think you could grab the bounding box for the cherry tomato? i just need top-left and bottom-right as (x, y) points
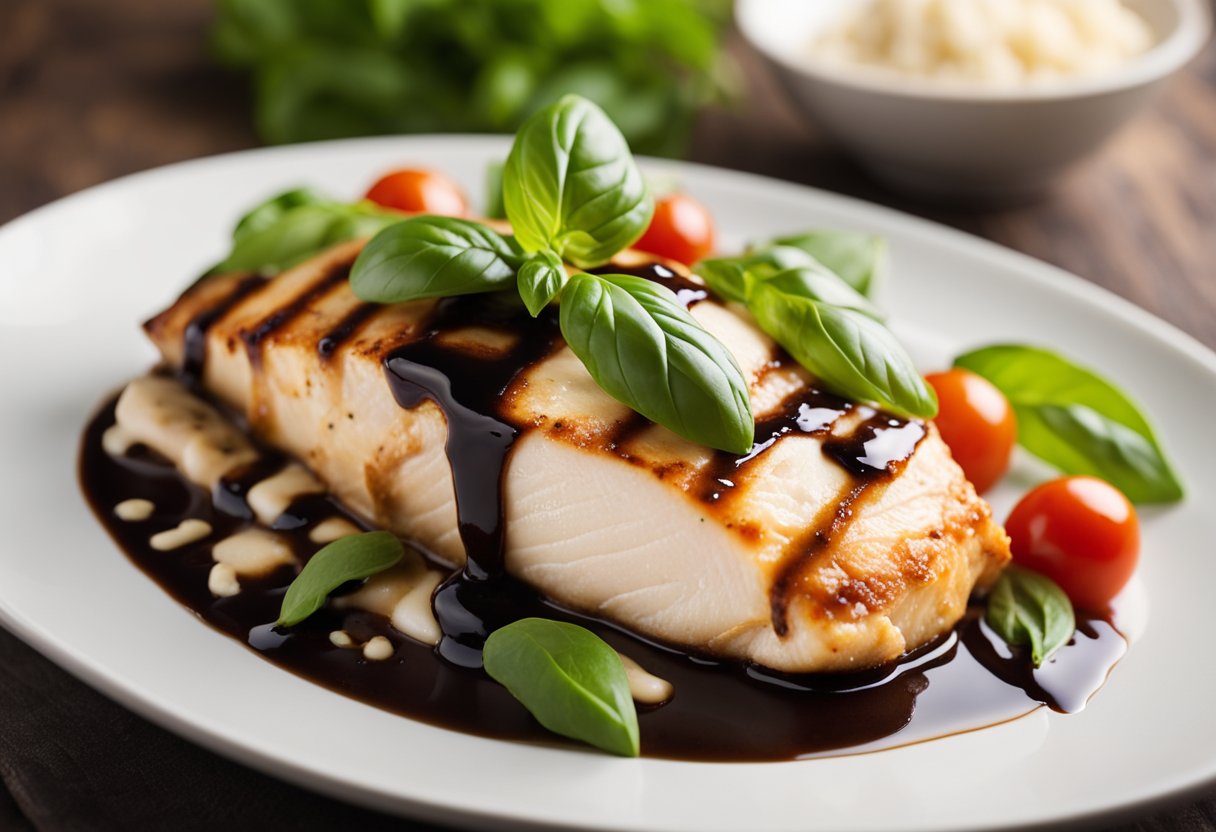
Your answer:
(364, 168), (467, 216)
(924, 369), (1017, 494)
(633, 193), (716, 265)
(1005, 476), (1140, 612)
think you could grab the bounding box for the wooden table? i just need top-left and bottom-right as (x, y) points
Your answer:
(0, 1), (1213, 829)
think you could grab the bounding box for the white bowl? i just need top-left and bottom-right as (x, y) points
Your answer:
(737, 0), (1212, 201)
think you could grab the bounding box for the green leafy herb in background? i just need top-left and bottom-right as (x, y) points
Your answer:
(210, 0), (735, 157)
(278, 531), (404, 627)
(483, 618), (640, 757)
(955, 345), (1184, 504)
(985, 566), (1075, 667)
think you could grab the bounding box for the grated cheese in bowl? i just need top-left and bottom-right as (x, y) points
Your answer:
(810, 0), (1155, 86)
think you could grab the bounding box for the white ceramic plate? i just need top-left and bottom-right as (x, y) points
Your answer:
(1, 137), (1213, 832)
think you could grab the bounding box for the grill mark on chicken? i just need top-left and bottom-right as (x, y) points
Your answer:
(693, 387), (853, 507)
(239, 260), (352, 369)
(769, 481), (875, 635)
(176, 274), (270, 386)
(318, 302), (379, 359)
(606, 414), (652, 451)
(768, 414), (926, 635)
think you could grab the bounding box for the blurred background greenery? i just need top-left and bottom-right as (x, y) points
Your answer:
(211, 0), (736, 157)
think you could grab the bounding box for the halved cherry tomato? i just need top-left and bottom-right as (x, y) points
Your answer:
(633, 193), (715, 265)
(1005, 476), (1140, 613)
(364, 168), (467, 216)
(924, 368), (1017, 494)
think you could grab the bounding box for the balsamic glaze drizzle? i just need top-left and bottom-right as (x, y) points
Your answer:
(588, 262), (709, 308)
(382, 297), (562, 667)
(78, 397), (1126, 760)
(212, 455), (287, 520)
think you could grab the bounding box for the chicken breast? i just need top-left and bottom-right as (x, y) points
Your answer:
(144, 239), (1010, 673)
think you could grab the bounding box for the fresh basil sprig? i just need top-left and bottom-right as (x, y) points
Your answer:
(483, 618), (639, 757)
(350, 215), (523, 303)
(214, 188), (404, 276)
(955, 345), (1183, 504)
(503, 94), (653, 268)
(348, 95), (754, 453)
(986, 566), (1075, 667)
(561, 274), (754, 454)
(277, 531), (403, 627)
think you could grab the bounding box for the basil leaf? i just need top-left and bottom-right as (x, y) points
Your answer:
(350, 215), (521, 303)
(517, 250), (566, 317)
(233, 187), (330, 240)
(985, 566), (1075, 667)
(769, 231), (886, 297)
(695, 253), (881, 319)
(763, 265), (883, 320)
(278, 531), (403, 627)
(749, 282), (937, 419)
(484, 159), (507, 220)
(560, 273), (755, 454)
(718, 244), (819, 279)
(693, 258), (753, 304)
(503, 94), (653, 268)
(1027, 405), (1181, 502)
(955, 345), (1183, 503)
(483, 618), (639, 757)
(215, 200), (403, 275)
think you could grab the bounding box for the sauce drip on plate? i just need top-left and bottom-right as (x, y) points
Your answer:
(79, 397), (1125, 760)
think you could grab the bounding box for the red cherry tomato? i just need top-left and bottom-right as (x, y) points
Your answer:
(924, 369), (1017, 494)
(1005, 476), (1140, 612)
(364, 168), (467, 216)
(633, 193), (716, 265)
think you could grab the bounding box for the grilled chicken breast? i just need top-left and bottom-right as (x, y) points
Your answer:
(144, 239), (1010, 673)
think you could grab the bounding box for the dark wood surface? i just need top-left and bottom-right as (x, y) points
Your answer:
(0, 1), (1213, 830)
